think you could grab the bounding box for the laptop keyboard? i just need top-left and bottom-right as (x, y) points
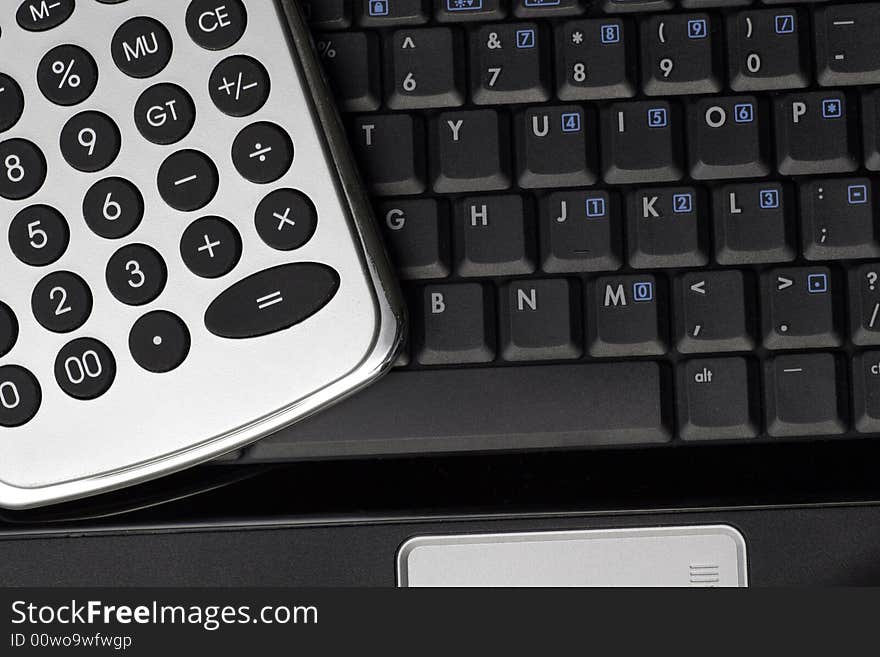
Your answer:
(269, 0), (880, 452)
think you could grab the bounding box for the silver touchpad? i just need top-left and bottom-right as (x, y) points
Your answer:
(397, 525), (748, 587)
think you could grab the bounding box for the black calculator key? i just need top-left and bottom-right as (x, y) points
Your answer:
(129, 311), (191, 373)
(209, 55), (270, 117)
(180, 216), (241, 278)
(186, 0), (247, 50)
(0, 139), (46, 200)
(0, 303), (18, 358)
(134, 84), (196, 145)
(54, 338), (116, 401)
(157, 150), (219, 211)
(0, 74), (25, 133)
(60, 111), (121, 173)
(17, 0), (75, 31)
(9, 205), (69, 266)
(111, 17), (173, 79)
(106, 244), (167, 306)
(255, 189), (318, 251)
(0, 366), (41, 428)
(37, 45), (98, 106)
(205, 263), (341, 339)
(232, 122), (293, 184)
(83, 177), (144, 239)
(32, 271), (93, 333)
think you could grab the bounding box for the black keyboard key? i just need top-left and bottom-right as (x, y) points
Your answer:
(129, 311), (191, 374)
(688, 96), (771, 180)
(765, 353), (846, 437)
(862, 88), (880, 170)
(853, 351), (880, 433)
(588, 274), (666, 357)
(604, 0), (672, 12)
(471, 23), (550, 105)
(0, 302), (17, 358)
(713, 182), (795, 265)
(252, 362), (672, 456)
(317, 32), (381, 112)
(774, 91), (859, 176)
(378, 199), (450, 279)
(359, 0), (428, 26)
(32, 271), (92, 334)
(111, 17), (173, 79)
(431, 110), (511, 193)
(417, 283), (495, 365)
(0, 74), (24, 133)
(302, 0), (352, 29)
(513, 0), (586, 18)
(0, 365), (40, 428)
(54, 338), (116, 401)
(437, 0), (505, 23)
(675, 271), (754, 354)
(538, 190), (622, 273)
(627, 186), (708, 269)
(352, 114), (426, 195)
(0, 139), (46, 200)
(762, 267), (841, 350)
(682, 0), (749, 6)
(9, 205), (69, 267)
(677, 357), (758, 441)
(815, 3), (880, 87)
(454, 195), (535, 277)
(157, 150), (219, 212)
(386, 27), (465, 109)
(83, 177), (144, 240)
(641, 13), (722, 96)
(499, 279), (582, 361)
(515, 105), (597, 188)
(727, 9), (809, 91)
(106, 244), (167, 306)
(37, 45), (98, 106)
(800, 178), (880, 261)
(601, 100), (684, 184)
(849, 264), (880, 346)
(205, 264), (340, 339)
(556, 18), (635, 101)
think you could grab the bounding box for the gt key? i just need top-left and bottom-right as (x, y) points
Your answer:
(762, 267), (841, 350)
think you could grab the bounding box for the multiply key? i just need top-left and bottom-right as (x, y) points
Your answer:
(762, 267), (841, 350)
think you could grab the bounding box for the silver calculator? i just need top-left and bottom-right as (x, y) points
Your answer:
(0, 0), (403, 508)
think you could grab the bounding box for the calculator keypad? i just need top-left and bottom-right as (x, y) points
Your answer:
(0, 0), (399, 508)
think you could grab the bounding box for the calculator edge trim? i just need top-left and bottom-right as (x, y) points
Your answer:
(0, 0), (406, 510)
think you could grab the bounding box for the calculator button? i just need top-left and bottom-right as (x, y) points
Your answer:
(0, 303), (19, 358)
(112, 17), (173, 79)
(54, 338), (116, 400)
(0, 366), (41, 428)
(232, 122), (293, 184)
(129, 311), (191, 373)
(209, 55), (270, 117)
(186, 0), (247, 51)
(0, 139), (46, 200)
(157, 150), (219, 212)
(205, 263), (340, 339)
(37, 45), (98, 106)
(0, 74), (25, 133)
(180, 216), (241, 279)
(134, 83), (196, 145)
(32, 271), (93, 333)
(60, 111), (121, 173)
(106, 244), (167, 306)
(255, 189), (318, 251)
(9, 205), (70, 266)
(83, 177), (144, 239)
(17, 0), (75, 32)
